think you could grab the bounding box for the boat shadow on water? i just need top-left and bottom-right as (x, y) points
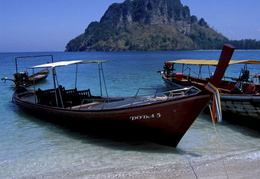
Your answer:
(203, 107), (260, 133)
(222, 113), (260, 133)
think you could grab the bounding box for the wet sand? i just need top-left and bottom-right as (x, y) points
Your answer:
(25, 155), (259, 179)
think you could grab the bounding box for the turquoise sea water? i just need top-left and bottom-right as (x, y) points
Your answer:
(0, 50), (259, 178)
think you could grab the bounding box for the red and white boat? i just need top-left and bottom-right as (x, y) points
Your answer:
(12, 44), (235, 147)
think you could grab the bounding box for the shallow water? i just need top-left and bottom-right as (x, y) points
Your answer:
(0, 51), (259, 178)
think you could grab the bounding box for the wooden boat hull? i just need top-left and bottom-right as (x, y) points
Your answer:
(27, 68), (50, 84)
(12, 91), (211, 147)
(220, 94), (260, 118)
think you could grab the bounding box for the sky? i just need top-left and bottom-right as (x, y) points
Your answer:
(0, 0), (260, 52)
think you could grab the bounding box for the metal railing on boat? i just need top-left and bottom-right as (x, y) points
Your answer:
(72, 86), (200, 110)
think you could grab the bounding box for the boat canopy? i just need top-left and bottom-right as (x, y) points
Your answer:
(30, 60), (110, 69)
(166, 59), (260, 66)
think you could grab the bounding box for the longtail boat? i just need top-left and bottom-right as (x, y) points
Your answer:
(162, 57), (260, 119)
(12, 44), (234, 147)
(2, 55), (53, 87)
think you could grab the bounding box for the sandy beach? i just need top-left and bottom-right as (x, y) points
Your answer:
(24, 153), (259, 179)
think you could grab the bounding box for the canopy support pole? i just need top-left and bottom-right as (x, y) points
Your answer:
(98, 63), (103, 96)
(52, 68), (59, 107)
(52, 67), (64, 108)
(100, 62), (109, 99)
(98, 62), (109, 98)
(75, 64), (78, 89)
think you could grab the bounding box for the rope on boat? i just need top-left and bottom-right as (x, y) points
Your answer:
(208, 110), (230, 179)
(186, 157), (199, 179)
(206, 82), (229, 177)
(185, 111), (230, 179)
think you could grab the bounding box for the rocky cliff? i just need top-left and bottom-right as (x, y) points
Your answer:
(65, 0), (228, 51)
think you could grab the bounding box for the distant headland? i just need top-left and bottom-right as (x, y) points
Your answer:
(65, 0), (260, 51)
